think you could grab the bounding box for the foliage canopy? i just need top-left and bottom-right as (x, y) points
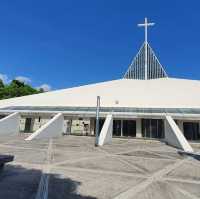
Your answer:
(0, 79), (43, 100)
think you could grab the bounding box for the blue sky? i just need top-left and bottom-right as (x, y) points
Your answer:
(0, 0), (200, 90)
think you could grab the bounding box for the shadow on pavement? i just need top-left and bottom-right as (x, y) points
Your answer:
(0, 164), (96, 199)
(189, 154), (200, 161)
(178, 151), (200, 162)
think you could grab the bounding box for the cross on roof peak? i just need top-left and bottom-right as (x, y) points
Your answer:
(123, 18), (168, 80)
(138, 18), (155, 79)
(138, 17), (155, 44)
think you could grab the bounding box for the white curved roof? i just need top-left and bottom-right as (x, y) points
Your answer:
(0, 77), (200, 109)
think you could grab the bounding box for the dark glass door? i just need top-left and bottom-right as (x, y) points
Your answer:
(113, 120), (121, 136)
(183, 122), (200, 140)
(24, 118), (32, 132)
(142, 119), (164, 138)
(142, 119), (150, 137)
(123, 120), (136, 137)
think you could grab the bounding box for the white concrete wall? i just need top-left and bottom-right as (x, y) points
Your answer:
(19, 117), (26, 132)
(0, 112), (20, 135)
(71, 118), (90, 135)
(25, 113), (64, 141)
(98, 114), (113, 146)
(165, 115), (193, 152)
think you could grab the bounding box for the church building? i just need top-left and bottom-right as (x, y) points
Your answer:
(0, 18), (199, 152)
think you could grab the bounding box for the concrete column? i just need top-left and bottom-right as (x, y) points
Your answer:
(25, 113), (64, 141)
(136, 119), (142, 138)
(32, 117), (40, 132)
(63, 119), (72, 135)
(90, 118), (95, 136)
(120, 120), (123, 137)
(19, 117), (26, 132)
(0, 112), (20, 135)
(30, 118), (35, 132)
(67, 119), (72, 135)
(63, 120), (67, 135)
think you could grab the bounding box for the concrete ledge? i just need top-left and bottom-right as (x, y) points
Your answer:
(25, 113), (64, 141)
(165, 115), (193, 152)
(98, 114), (113, 146)
(0, 112), (20, 135)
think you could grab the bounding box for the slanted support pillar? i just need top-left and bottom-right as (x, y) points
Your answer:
(164, 115), (193, 152)
(98, 114), (113, 146)
(177, 120), (184, 133)
(136, 119), (142, 138)
(25, 113), (64, 141)
(0, 112), (20, 135)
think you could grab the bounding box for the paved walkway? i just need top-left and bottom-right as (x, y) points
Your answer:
(0, 135), (199, 199)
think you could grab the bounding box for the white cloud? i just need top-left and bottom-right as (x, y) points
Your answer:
(37, 84), (51, 92)
(15, 76), (31, 84)
(0, 73), (9, 84)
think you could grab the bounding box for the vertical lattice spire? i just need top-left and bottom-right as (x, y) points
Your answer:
(124, 18), (168, 80)
(123, 42), (168, 80)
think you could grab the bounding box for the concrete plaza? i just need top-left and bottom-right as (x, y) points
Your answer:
(0, 135), (199, 199)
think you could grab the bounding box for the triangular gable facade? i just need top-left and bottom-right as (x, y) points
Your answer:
(124, 42), (168, 79)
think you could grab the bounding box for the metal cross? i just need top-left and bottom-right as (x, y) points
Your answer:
(138, 17), (155, 80)
(138, 17), (155, 44)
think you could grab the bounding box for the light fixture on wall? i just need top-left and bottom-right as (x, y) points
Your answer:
(115, 100), (119, 105)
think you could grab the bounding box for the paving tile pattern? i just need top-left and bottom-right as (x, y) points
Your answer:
(0, 135), (199, 199)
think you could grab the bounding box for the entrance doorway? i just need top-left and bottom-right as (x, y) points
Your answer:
(142, 119), (164, 139)
(183, 122), (200, 140)
(122, 120), (136, 137)
(24, 118), (32, 132)
(113, 120), (121, 136)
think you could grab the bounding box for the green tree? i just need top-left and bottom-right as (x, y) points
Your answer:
(0, 79), (43, 100)
(0, 79), (4, 88)
(0, 79), (5, 99)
